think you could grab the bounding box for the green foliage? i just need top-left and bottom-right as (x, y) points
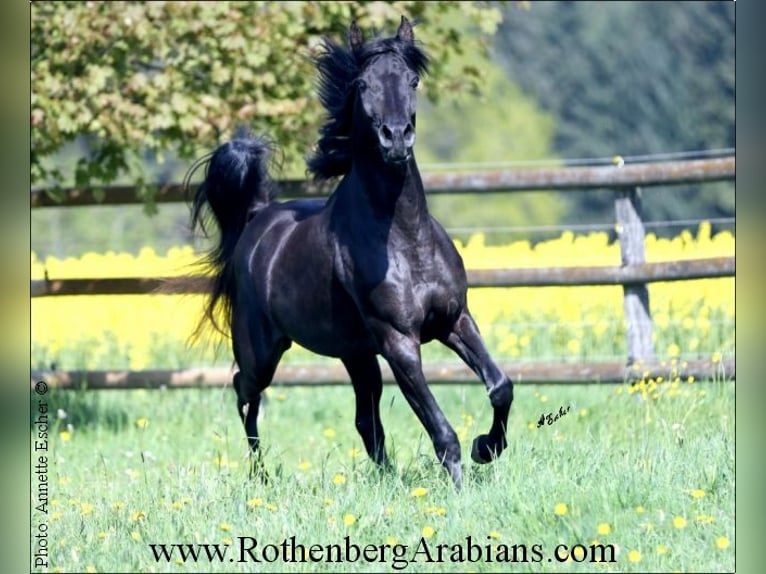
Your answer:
(493, 1), (735, 225)
(31, 1), (506, 195)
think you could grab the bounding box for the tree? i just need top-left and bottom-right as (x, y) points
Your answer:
(493, 1), (735, 226)
(31, 1), (505, 202)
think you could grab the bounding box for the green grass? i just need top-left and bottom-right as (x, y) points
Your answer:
(31, 378), (734, 572)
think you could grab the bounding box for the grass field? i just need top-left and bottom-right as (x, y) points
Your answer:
(31, 374), (734, 573)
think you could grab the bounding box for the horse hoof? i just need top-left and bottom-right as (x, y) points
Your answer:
(471, 434), (495, 464)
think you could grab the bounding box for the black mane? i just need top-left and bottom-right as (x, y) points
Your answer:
(306, 35), (429, 180)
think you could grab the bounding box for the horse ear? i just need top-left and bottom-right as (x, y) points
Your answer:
(348, 20), (364, 51)
(396, 15), (414, 43)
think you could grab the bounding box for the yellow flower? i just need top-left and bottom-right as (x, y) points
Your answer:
(332, 473), (346, 485)
(265, 503), (277, 511)
(324, 498), (333, 506)
(690, 489), (705, 499)
(715, 536), (730, 549)
(247, 497), (263, 508)
(51, 511), (63, 521)
(135, 418), (149, 429)
(411, 487), (428, 498)
(348, 447), (362, 458)
(59, 430), (72, 442)
(80, 502), (95, 516)
(130, 531), (142, 541)
(711, 351), (722, 363)
(386, 536), (398, 545)
(627, 549), (641, 562)
(130, 510), (147, 522)
(666, 343), (680, 357)
(672, 516), (687, 529)
(656, 544), (668, 555)
(97, 532), (108, 540)
(597, 523), (611, 535)
(696, 514), (715, 524)
(297, 461), (312, 471)
(635, 505), (646, 514)
(171, 501), (183, 510)
(554, 502), (568, 516)
(343, 514), (356, 526)
(425, 506), (447, 516)
(566, 339), (581, 354)
(112, 501), (126, 511)
(220, 523), (232, 532)
(422, 526), (435, 538)
(323, 428), (336, 438)
(488, 531), (501, 539)
(85, 566), (97, 573)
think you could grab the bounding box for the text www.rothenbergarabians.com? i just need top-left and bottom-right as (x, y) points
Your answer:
(149, 535), (616, 569)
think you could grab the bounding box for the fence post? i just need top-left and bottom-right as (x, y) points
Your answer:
(614, 186), (654, 364)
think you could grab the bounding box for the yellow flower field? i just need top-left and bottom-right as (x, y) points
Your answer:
(31, 222), (734, 370)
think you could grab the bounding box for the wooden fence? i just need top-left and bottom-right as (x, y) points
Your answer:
(30, 156), (736, 388)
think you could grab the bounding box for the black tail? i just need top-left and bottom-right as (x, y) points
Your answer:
(185, 135), (277, 336)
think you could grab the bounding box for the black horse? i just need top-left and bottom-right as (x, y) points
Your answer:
(185, 17), (513, 488)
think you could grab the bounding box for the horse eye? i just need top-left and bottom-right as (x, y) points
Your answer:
(410, 77), (420, 89)
(357, 80), (367, 92)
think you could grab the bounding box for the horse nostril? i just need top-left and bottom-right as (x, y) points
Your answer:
(380, 125), (394, 144)
(403, 123), (413, 138)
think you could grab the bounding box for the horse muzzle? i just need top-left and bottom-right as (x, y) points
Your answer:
(378, 121), (415, 163)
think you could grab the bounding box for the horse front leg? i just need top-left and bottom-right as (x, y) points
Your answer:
(372, 322), (463, 488)
(442, 309), (513, 464)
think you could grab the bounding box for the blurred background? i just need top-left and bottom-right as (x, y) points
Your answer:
(31, 1), (734, 258)
(30, 1), (735, 373)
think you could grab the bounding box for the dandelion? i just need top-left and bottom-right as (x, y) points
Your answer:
(690, 489), (705, 499)
(323, 428), (336, 438)
(222, 537), (233, 545)
(85, 566), (97, 573)
(324, 498), (333, 506)
(411, 487), (428, 498)
(220, 523), (232, 532)
(425, 506), (447, 516)
(715, 536), (730, 549)
(130, 531), (142, 541)
(597, 523), (611, 535)
(696, 514), (715, 524)
(527, 422), (536, 431)
(666, 343), (680, 357)
(297, 461), (312, 471)
(579, 408), (588, 417)
(712, 351), (722, 363)
(422, 526), (435, 538)
(332, 473), (346, 485)
(672, 516), (687, 529)
(348, 447), (362, 459)
(59, 430), (72, 442)
(51, 511), (63, 521)
(343, 514), (356, 526)
(265, 503), (277, 511)
(130, 510), (147, 522)
(386, 536), (398, 545)
(80, 502), (95, 516)
(171, 501), (183, 510)
(112, 501), (126, 511)
(276, 393), (287, 401)
(135, 417), (149, 429)
(554, 503), (568, 516)
(97, 532), (108, 540)
(627, 549), (641, 562)
(488, 531), (501, 539)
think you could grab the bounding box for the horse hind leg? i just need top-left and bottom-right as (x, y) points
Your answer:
(442, 309), (513, 464)
(233, 328), (291, 479)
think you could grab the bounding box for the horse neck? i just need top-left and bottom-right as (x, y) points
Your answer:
(349, 157), (430, 238)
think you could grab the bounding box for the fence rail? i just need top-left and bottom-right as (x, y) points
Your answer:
(31, 358), (734, 389)
(30, 157), (735, 208)
(30, 256), (734, 297)
(31, 156), (736, 387)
